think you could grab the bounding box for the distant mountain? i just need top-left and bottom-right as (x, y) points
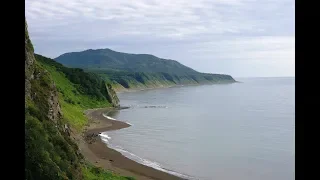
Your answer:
(55, 48), (236, 91)
(56, 48), (205, 75)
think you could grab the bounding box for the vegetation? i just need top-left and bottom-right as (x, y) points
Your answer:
(25, 61), (84, 180)
(36, 54), (112, 102)
(83, 164), (135, 180)
(35, 54), (113, 130)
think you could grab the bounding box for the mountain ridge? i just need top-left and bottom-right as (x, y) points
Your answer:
(55, 48), (203, 75)
(54, 48), (236, 91)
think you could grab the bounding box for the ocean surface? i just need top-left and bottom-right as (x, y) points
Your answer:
(100, 77), (295, 180)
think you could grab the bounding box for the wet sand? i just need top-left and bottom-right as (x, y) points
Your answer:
(77, 108), (184, 180)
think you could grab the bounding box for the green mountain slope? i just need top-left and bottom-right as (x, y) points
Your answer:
(25, 19), (133, 180)
(55, 48), (198, 75)
(55, 48), (236, 91)
(35, 54), (119, 130)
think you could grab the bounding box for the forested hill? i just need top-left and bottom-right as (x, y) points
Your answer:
(56, 48), (210, 75)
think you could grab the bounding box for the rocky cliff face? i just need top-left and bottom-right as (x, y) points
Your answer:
(25, 19), (83, 180)
(48, 82), (63, 122)
(106, 83), (120, 107)
(25, 19), (62, 123)
(25, 19), (34, 105)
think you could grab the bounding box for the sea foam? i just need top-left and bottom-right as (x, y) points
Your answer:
(102, 113), (133, 126)
(102, 113), (117, 120)
(126, 122), (133, 126)
(99, 132), (111, 143)
(103, 143), (194, 179)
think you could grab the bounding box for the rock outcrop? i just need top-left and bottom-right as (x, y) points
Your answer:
(48, 82), (62, 122)
(106, 83), (120, 107)
(25, 19), (35, 105)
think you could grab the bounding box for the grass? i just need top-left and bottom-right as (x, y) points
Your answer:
(83, 164), (135, 180)
(26, 62), (84, 180)
(27, 60), (135, 179)
(38, 60), (111, 131)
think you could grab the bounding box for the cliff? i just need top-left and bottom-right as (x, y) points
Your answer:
(25, 19), (83, 179)
(106, 83), (120, 107)
(25, 19), (132, 180)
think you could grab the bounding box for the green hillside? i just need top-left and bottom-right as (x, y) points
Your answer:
(25, 19), (133, 180)
(55, 48), (198, 75)
(35, 54), (117, 130)
(55, 48), (236, 91)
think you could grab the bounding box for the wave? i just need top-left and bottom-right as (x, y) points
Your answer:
(102, 113), (133, 126)
(99, 132), (111, 143)
(126, 122), (133, 126)
(99, 136), (194, 179)
(102, 113), (117, 120)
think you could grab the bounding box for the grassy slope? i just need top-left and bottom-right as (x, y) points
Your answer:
(26, 53), (134, 179)
(25, 59), (84, 179)
(36, 57), (110, 130)
(36, 55), (136, 179)
(83, 165), (134, 180)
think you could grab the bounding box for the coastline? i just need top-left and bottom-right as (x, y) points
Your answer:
(77, 107), (185, 180)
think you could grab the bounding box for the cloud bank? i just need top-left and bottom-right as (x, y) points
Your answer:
(26, 0), (295, 77)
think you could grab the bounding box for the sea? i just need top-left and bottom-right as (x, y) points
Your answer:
(100, 77), (295, 180)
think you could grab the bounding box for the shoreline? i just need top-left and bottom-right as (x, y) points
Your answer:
(78, 107), (185, 180)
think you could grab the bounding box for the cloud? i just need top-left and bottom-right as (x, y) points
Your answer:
(25, 0), (295, 77)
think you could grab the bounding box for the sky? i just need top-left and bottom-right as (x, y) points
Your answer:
(25, 0), (295, 78)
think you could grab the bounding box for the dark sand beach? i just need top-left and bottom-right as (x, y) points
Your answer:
(75, 108), (184, 180)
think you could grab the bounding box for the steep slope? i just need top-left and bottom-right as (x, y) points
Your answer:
(34, 54), (120, 130)
(25, 19), (132, 180)
(35, 54), (119, 108)
(25, 19), (83, 180)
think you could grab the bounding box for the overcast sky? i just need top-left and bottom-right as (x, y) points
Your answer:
(26, 0), (295, 78)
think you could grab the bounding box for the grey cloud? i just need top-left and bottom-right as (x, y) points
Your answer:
(26, 0), (295, 77)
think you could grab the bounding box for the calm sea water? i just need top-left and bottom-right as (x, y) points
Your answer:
(100, 77), (295, 180)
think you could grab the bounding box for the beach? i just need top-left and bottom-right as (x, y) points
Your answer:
(75, 108), (184, 180)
